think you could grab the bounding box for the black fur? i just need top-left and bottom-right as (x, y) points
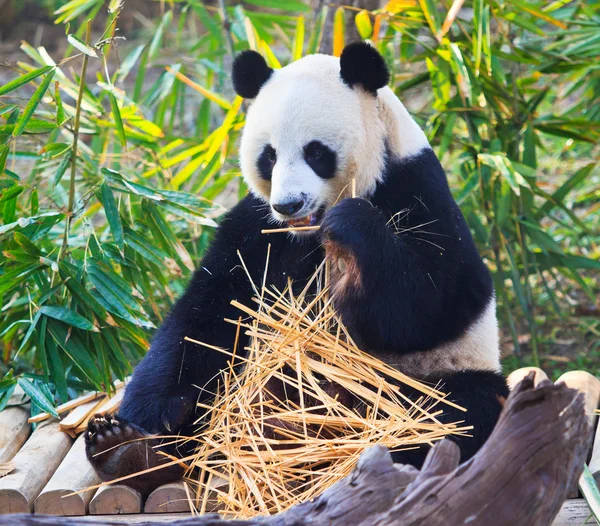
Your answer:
(322, 149), (494, 353)
(257, 144), (276, 181)
(87, 147), (508, 494)
(304, 140), (337, 179)
(232, 50), (273, 99)
(340, 42), (390, 95)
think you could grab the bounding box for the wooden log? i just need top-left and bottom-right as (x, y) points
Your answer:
(144, 482), (191, 513)
(0, 374), (590, 526)
(0, 404), (30, 464)
(556, 370), (600, 498)
(588, 415), (600, 486)
(88, 485), (142, 515)
(507, 367), (548, 390)
(0, 420), (72, 513)
(556, 371), (600, 427)
(34, 434), (101, 516)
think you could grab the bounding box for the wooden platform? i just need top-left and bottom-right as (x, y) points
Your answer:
(0, 367), (598, 522)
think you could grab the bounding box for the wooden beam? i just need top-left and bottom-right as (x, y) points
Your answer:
(0, 404), (30, 464)
(144, 482), (191, 513)
(34, 435), (100, 516)
(506, 366), (548, 390)
(0, 420), (72, 513)
(88, 485), (142, 515)
(0, 374), (590, 525)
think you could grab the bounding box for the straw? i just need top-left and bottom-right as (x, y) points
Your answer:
(182, 266), (467, 518)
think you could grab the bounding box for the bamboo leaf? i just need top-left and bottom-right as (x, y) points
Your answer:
(0, 66), (53, 97)
(40, 306), (97, 331)
(13, 69), (56, 137)
(108, 93), (127, 147)
(67, 34), (98, 58)
(292, 16), (305, 61)
(333, 8), (345, 57)
(355, 10), (373, 40)
(17, 378), (57, 417)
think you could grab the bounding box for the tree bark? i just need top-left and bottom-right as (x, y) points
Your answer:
(0, 373), (591, 526)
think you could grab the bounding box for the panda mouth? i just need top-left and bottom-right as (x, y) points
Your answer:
(286, 207), (325, 228)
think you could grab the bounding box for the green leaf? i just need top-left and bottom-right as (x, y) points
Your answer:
(17, 378), (57, 417)
(108, 92), (127, 147)
(19, 310), (43, 353)
(54, 82), (66, 125)
(539, 163), (596, 216)
(59, 263), (107, 320)
(48, 321), (103, 386)
(13, 69), (56, 137)
(46, 335), (68, 405)
(292, 16), (305, 61)
(0, 66), (53, 96)
(579, 464), (600, 524)
(67, 34), (98, 58)
(40, 306), (97, 332)
(418, 0), (441, 35)
(0, 145), (8, 175)
(307, 6), (328, 55)
(243, 0), (310, 12)
(100, 183), (124, 251)
(355, 10), (373, 40)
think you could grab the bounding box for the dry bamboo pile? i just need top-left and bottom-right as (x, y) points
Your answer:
(183, 265), (470, 519)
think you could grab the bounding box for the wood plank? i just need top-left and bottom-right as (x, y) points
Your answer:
(0, 420), (72, 513)
(88, 485), (142, 515)
(65, 513), (193, 523)
(73, 391), (125, 436)
(144, 482), (191, 513)
(507, 367), (548, 390)
(552, 499), (595, 525)
(28, 378), (128, 424)
(59, 399), (106, 431)
(34, 434), (100, 516)
(0, 404), (30, 464)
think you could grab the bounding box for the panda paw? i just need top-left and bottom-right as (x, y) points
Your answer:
(321, 198), (387, 251)
(85, 413), (182, 495)
(85, 414), (153, 474)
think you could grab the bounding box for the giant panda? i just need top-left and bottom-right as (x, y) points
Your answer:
(85, 42), (509, 495)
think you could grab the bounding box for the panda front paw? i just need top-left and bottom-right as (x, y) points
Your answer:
(85, 413), (183, 495)
(321, 198), (388, 299)
(322, 198), (386, 251)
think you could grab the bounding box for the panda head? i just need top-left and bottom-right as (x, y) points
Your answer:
(233, 43), (428, 233)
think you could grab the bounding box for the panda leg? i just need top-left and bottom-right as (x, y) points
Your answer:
(391, 371), (509, 468)
(85, 414), (185, 496)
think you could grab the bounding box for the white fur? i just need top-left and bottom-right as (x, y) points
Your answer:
(240, 54), (429, 219)
(371, 297), (501, 378)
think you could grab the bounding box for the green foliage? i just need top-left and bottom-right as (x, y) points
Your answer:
(0, 0), (598, 413)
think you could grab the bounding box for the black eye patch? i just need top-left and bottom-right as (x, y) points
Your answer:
(257, 144), (276, 181)
(303, 141), (337, 180)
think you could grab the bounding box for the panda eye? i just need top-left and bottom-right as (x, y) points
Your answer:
(266, 146), (276, 163)
(310, 148), (323, 160)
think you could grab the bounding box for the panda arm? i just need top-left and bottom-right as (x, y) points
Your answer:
(118, 194), (270, 434)
(321, 197), (490, 355)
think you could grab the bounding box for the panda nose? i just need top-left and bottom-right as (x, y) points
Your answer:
(272, 199), (304, 216)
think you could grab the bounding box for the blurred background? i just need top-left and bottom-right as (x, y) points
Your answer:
(0, 0), (598, 415)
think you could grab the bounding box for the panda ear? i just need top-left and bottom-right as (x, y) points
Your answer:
(232, 50), (274, 99)
(339, 42), (390, 96)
